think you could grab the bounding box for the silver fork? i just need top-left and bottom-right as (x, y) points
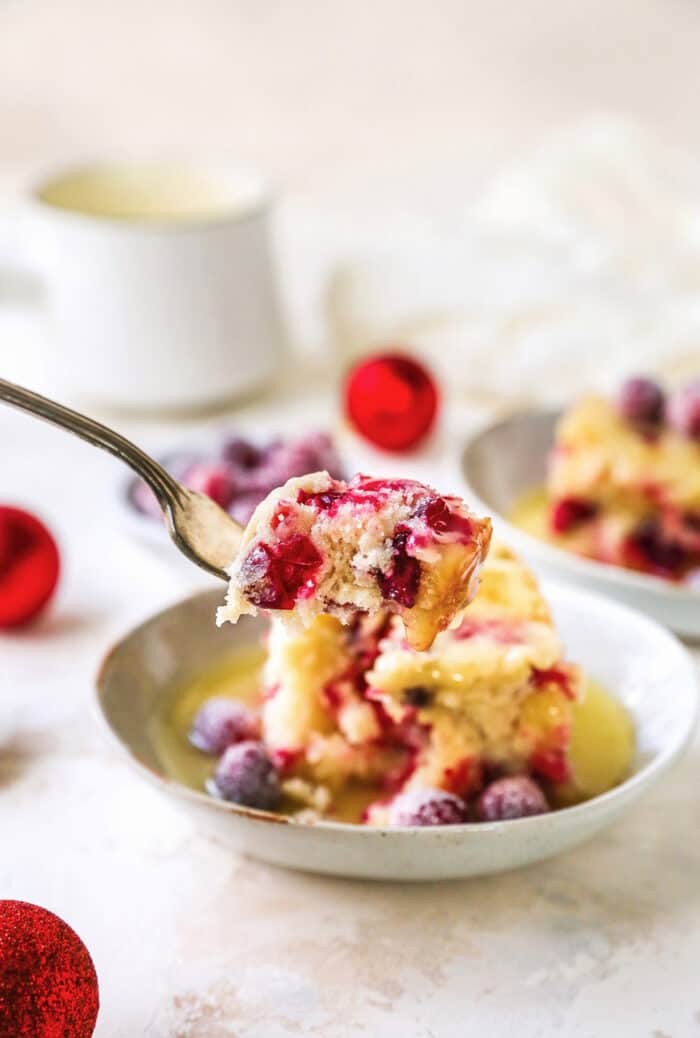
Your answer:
(0, 377), (243, 580)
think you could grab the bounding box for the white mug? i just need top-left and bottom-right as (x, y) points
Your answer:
(18, 162), (285, 411)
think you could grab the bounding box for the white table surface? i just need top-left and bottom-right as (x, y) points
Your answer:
(2, 360), (700, 1038)
(3, 1), (700, 1030)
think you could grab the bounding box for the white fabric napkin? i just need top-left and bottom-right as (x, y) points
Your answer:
(326, 117), (700, 407)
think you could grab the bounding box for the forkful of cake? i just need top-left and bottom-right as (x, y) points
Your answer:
(0, 377), (492, 650)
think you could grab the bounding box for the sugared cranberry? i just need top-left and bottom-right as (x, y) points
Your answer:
(388, 788), (466, 827)
(182, 462), (237, 509)
(221, 437), (263, 470)
(0, 507), (60, 628)
(616, 376), (665, 425)
(130, 432), (345, 529)
(420, 496), (473, 541)
(377, 530), (421, 607)
(189, 697), (259, 755)
(209, 741), (281, 810)
(251, 435), (344, 490)
(666, 380), (700, 441)
(240, 534), (323, 609)
(344, 352), (439, 452)
(476, 776), (549, 821)
(550, 497), (598, 535)
(131, 451), (205, 517)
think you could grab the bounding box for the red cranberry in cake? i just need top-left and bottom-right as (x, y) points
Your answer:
(387, 788), (466, 827)
(666, 380), (700, 441)
(376, 529), (421, 607)
(476, 776), (549, 821)
(238, 535), (323, 610)
(208, 740), (281, 810)
(616, 376), (665, 426)
(189, 697), (260, 755)
(218, 471), (492, 652)
(549, 497), (597, 535)
(624, 518), (688, 578)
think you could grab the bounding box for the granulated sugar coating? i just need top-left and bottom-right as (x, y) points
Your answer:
(0, 900), (99, 1037)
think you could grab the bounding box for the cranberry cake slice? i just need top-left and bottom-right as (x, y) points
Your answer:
(362, 543), (582, 823)
(547, 377), (700, 581)
(251, 543), (586, 825)
(217, 472), (492, 651)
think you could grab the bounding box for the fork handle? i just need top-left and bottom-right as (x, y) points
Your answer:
(0, 377), (183, 509)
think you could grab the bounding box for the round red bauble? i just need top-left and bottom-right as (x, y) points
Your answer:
(343, 352), (439, 452)
(0, 507), (60, 628)
(0, 900), (99, 1038)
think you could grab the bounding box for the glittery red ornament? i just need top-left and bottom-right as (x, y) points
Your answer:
(0, 507), (60, 628)
(0, 900), (99, 1037)
(343, 352), (439, 451)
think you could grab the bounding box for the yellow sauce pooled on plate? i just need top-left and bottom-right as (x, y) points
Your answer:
(554, 679), (635, 807)
(508, 486), (552, 542)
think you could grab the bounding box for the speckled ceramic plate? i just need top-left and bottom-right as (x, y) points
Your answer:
(460, 410), (700, 639)
(95, 584), (697, 881)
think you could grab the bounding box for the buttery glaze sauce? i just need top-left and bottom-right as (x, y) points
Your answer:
(39, 165), (258, 222)
(151, 644), (635, 823)
(508, 486), (552, 542)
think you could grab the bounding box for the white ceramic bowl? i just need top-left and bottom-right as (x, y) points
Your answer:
(96, 583), (697, 881)
(460, 410), (700, 639)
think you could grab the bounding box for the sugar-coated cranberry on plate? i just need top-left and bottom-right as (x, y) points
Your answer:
(616, 376), (665, 425)
(189, 697), (260, 755)
(221, 437), (264, 470)
(666, 380), (700, 441)
(209, 740), (281, 810)
(476, 775), (549, 821)
(0, 507), (60, 628)
(130, 431), (344, 527)
(344, 352), (439, 452)
(181, 462), (237, 509)
(388, 787), (466, 827)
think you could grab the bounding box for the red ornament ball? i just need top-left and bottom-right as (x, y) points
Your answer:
(0, 900), (99, 1038)
(343, 352), (440, 452)
(0, 507), (60, 628)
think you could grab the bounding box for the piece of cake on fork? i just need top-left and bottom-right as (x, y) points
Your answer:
(218, 472), (493, 651)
